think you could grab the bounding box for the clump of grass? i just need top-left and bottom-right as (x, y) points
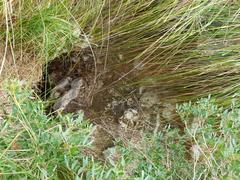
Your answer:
(1, 1), (82, 60)
(117, 1), (240, 105)
(95, 1), (240, 105)
(2, 1), (240, 104)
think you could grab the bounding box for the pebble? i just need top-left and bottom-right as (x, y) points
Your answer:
(53, 78), (85, 111)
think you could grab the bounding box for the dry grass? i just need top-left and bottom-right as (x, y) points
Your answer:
(0, 44), (42, 119)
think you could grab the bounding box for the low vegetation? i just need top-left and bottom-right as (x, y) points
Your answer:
(0, 81), (239, 179)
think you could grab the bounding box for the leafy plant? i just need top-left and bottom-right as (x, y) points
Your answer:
(1, 82), (240, 179)
(178, 97), (240, 179)
(0, 81), (94, 179)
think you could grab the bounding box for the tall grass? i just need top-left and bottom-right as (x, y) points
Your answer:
(1, 0), (240, 103)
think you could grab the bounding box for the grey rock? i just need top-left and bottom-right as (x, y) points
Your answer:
(53, 78), (86, 111)
(51, 77), (72, 98)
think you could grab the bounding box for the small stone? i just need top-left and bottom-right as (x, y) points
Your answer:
(122, 108), (139, 126)
(53, 78), (85, 111)
(51, 77), (72, 98)
(112, 100), (127, 118)
(126, 97), (135, 106)
(140, 92), (161, 108)
(71, 78), (84, 89)
(124, 109), (138, 121)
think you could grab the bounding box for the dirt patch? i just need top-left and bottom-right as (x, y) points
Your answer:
(36, 48), (185, 160)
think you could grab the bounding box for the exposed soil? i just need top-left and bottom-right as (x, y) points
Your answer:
(36, 48), (185, 160)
